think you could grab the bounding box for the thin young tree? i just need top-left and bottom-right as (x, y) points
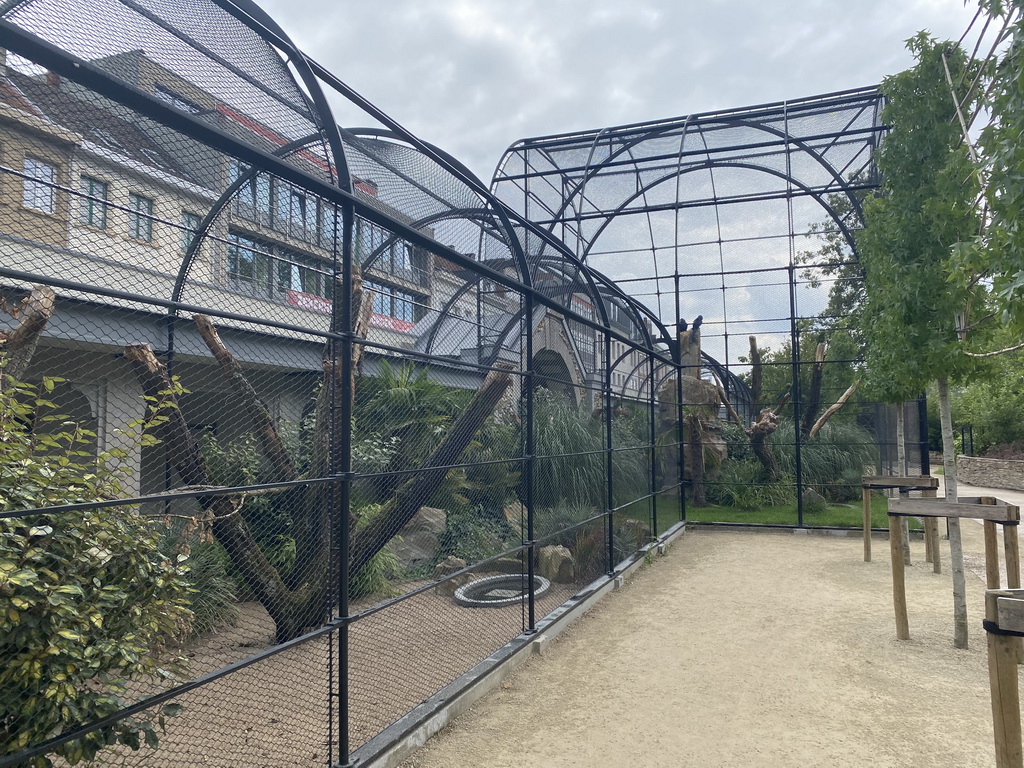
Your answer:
(858, 33), (982, 649)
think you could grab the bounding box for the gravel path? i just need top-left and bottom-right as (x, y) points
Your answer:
(399, 498), (1017, 768)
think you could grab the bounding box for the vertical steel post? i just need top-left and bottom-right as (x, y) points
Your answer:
(605, 329), (615, 574)
(335, 201), (355, 768)
(649, 353), (658, 537)
(525, 291), (536, 631)
(676, 350), (686, 524)
(789, 268), (804, 526)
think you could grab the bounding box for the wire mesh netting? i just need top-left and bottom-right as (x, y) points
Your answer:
(0, 2), (922, 767)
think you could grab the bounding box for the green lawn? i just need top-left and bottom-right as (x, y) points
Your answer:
(622, 492), (915, 530)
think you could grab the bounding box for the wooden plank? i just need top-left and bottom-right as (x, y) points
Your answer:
(988, 590), (1024, 768)
(862, 487), (872, 562)
(997, 597), (1024, 635)
(890, 514), (910, 640)
(862, 475), (939, 490)
(889, 497), (1022, 522)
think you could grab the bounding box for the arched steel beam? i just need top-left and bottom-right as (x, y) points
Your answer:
(501, 102), (877, 251)
(211, 0), (350, 192)
(579, 160), (855, 263)
(172, 132), (325, 304)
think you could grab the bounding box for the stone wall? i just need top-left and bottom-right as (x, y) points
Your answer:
(957, 456), (1024, 491)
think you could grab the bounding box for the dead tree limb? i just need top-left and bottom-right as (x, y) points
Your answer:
(124, 343), (321, 643)
(800, 342), (827, 438)
(748, 336), (762, 415)
(708, 369), (742, 427)
(808, 379), (861, 439)
(194, 314), (298, 482)
(748, 407), (783, 480)
(0, 285), (56, 383)
(349, 366), (513, 576)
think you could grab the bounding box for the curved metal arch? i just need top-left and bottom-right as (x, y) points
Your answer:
(505, 103), (875, 250)
(341, 128), (533, 290)
(358, 208), (509, 276)
(171, 132), (327, 305)
(579, 160), (856, 264)
(211, 0), (350, 193)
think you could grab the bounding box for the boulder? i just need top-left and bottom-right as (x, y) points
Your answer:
(433, 555), (470, 597)
(386, 506), (447, 571)
(538, 545), (574, 583)
(802, 487), (828, 514)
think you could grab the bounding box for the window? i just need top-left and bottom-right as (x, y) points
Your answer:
(23, 157), (56, 213)
(355, 220), (429, 286)
(181, 211), (201, 253)
(364, 279), (424, 325)
(78, 175), (108, 228)
(227, 232), (332, 304)
(128, 193), (154, 242)
(154, 84), (202, 115)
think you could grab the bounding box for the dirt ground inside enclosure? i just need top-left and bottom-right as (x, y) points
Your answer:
(399, 495), (1024, 768)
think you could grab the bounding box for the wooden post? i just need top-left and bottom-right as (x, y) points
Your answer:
(987, 590), (1024, 768)
(987, 520), (1003, 589)
(924, 517), (934, 563)
(890, 514), (910, 640)
(863, 487), (872, 562)
(1004, 519), (1022, 664)
(923, 488), (941, 574)
(1006, 522), (1021, 591)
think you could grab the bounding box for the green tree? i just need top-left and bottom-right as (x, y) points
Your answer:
(857, 32), (982, 648)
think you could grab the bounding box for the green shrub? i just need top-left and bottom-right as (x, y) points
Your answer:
(706, 459), (795, 511)
(350, 503), (405, 600)
(0, 374), (191, 766)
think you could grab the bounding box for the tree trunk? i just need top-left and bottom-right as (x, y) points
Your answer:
(896, 403), (911, 565)
(194, 315), (297, 482)
(938, 376), (968, 649)
(800, 342), (826, 438)
(749, 336), (762, 415)
(748, 407), (782, 481)
(349, 366), (513, 576)
(687, 413), (707, 507)
(124, 344), (323, 643)
(0, 285), (56, 385)
(807, 380), (860, 439)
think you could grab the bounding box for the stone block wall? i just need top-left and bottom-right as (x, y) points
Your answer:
(957, 456), (1024, 491)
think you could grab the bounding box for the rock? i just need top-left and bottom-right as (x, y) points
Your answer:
(433, 555), (470, 597)
(482, 556), (526, 575)
(503, 501), (526, 526)
(386, 506), (447, 571)
(538, 545), (574, 583)
(802, 487), (828, 514)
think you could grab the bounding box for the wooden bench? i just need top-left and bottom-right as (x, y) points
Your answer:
(887, 496), (1021, 641)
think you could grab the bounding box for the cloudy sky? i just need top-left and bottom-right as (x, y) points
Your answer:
(255, 0), (981, 183)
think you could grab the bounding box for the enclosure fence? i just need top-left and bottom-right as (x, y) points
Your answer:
(0, 2), (919, 767)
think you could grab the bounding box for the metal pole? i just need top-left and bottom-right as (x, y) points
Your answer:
(676, 346), (686, 524)
(649, 353), (658, 537)
(335, 201), (355, 768)
(525, 292), (536, 632)
(789, 267), (804, 526)
(605, 330), (615, 574)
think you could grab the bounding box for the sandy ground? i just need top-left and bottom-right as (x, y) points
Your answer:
(398, 484), (1024, 768)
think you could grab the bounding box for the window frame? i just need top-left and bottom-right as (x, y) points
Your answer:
(128, 192), (154, 242)
(78, 175), (109, 229)
(23, 157), (57, 214)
